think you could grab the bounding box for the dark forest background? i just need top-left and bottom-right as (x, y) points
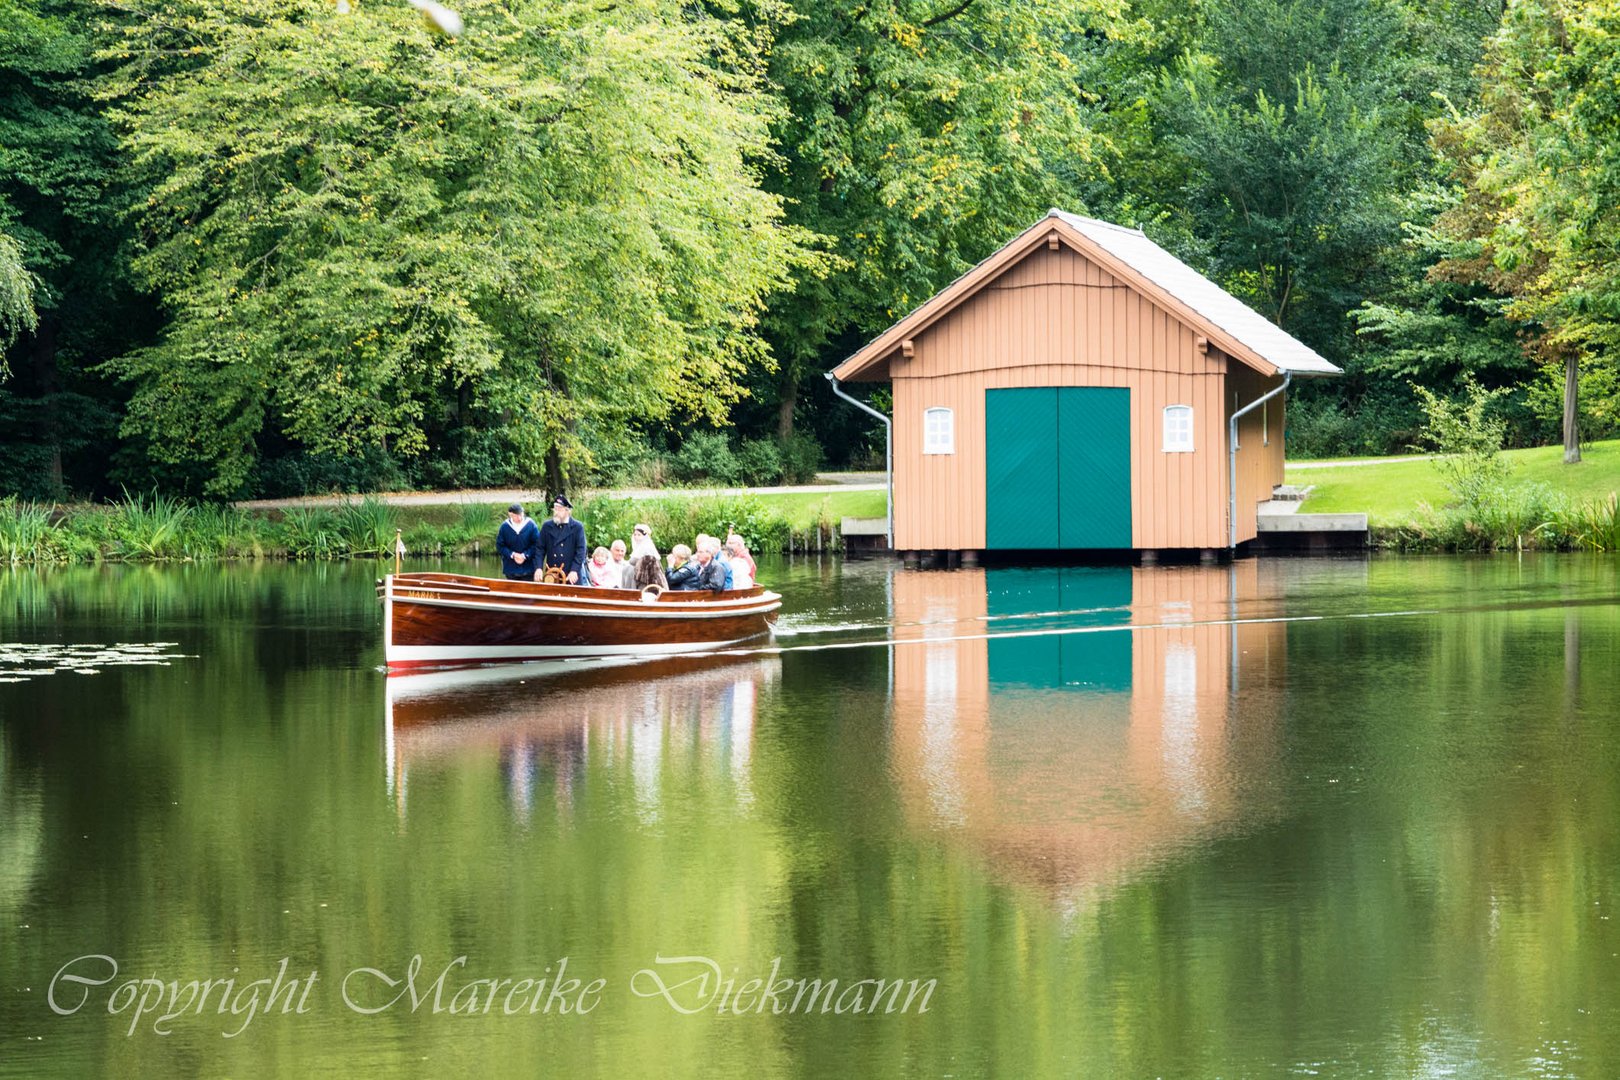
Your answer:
(3, 0), (1615, 500)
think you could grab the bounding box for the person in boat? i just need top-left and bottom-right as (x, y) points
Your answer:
(536, 494), (587, 585)
(714, 538), (735, 589)
(665, 544), (698, 590)
(726, 534), (757, 585)
(607, 539), (629, 585)
(586, 546), (617, 587)
(627, 523), (667, 590)
(496, 503), (539, 581)
(693, 537), (728, 592)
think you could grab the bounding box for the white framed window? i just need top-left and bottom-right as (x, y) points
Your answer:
(1163, 404), (1194, 452)
(923, 407), (955, 455)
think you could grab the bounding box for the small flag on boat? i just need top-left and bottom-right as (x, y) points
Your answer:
(395, 533), (407, 556)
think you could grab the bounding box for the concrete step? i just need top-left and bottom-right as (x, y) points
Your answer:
(1270, 484), (1314, 501)
(840, 516), (888, 537)
(1256, 511), (1369, 534)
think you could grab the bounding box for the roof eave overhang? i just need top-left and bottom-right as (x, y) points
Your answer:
(830, 216), (1341, 383)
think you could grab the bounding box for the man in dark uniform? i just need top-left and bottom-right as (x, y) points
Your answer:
(496, 502), (539, 580)
(536, 494), (587, 584)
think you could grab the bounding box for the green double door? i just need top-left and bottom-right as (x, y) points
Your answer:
(985, 387), (1131, 549)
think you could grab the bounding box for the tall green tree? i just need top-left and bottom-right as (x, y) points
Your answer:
(0, 0), (143, 497)
(102, 0), (823, 496)
(1153, 0), (1414, 349)
(1431, 0), (1620, 463)
(757, 0), (1120, 439)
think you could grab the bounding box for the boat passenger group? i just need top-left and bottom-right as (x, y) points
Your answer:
(494, 495), (757, 593)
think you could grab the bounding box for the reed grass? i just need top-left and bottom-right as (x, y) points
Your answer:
(0, 497), (55, 564)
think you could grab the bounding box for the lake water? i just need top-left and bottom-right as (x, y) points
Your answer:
(1, 554), (1617, 1077)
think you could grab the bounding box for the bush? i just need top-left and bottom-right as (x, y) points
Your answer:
(668, 431), (741, 486)
(778, 432), (823, 483)
(735, 439), (783, 486)
(1411, 380), (1512, 514)
(574, 494), (791, 554)
(413, 428), (529, 491)
(252, 447), (408, 499)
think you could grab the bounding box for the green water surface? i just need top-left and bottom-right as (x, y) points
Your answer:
(0, 555), (1617, 1077)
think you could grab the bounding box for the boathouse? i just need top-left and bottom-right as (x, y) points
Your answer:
(828, 211), (1343, 557)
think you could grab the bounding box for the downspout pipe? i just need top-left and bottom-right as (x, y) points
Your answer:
(824, 371), (893, 548)
(1228, 371), (1291, 551)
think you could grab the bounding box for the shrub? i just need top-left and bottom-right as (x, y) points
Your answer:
(668, 431), (741, 486)
(778, 432), (823, 484)
(252, 447), (409, 498)
(735, 438), (783, 486)
(1411, 380), (1512, 516)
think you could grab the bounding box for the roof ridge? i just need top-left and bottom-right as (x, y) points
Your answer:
(1048, 209), (1143, 236)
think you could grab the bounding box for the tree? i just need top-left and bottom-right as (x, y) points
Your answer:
(756, 0), (1119, 440)
(0, 0), (144, 497)
(101, 0), (824, 495)
(1154, 0), (1412, 351)
(1431, 0), (1620, 464)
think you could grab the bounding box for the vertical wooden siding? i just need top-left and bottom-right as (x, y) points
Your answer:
(890, 244), (1230, 550)
(1225, 365), (1288, 545)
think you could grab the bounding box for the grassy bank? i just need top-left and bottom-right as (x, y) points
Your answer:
(1288, 439), (1620, 550)
(0, 489), (888, 565)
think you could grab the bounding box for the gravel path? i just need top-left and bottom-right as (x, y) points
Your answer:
(1286, 454), (1437, 470)
(236, 473), (886, 510)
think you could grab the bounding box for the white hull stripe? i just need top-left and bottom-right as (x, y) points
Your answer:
(386, 640), (763, 663)
(389, 594), (780, 620)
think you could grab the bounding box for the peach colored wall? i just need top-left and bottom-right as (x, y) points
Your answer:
(1225, 365), (1287, 545)
(886, 564), (1287, 898)
(888, 244), (1234, 550)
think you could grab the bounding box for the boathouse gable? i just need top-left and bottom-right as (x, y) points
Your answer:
(832, 211), (1337, 554)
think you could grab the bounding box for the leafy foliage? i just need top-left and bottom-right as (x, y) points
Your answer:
(100, 0), (825, 495)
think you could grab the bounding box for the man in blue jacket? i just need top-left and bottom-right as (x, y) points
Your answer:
(537, 494), (587, 584)
(496, 503), (539, 580)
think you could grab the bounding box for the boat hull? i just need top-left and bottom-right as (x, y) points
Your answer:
(380, 572), (780, 671)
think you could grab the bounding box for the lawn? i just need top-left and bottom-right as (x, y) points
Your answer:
(1288, 439), (1620, 525)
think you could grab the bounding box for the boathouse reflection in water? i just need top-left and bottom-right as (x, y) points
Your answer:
(888, 563), (1288, 904)
(382, 562), (1288, 902)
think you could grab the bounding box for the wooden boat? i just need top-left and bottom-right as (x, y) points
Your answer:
(378, 571), (781, 672)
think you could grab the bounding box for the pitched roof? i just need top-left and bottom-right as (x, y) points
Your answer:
(831, 210), (1342, 382)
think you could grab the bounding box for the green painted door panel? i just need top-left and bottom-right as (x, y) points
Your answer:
(1057, 387), (1132, 549)
(986, 567), (1132, 691)
(985, 388), (1059, 549)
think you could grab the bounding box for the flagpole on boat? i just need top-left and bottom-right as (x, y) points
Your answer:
(394, 528), (404, 576)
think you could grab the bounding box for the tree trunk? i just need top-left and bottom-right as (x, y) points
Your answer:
(544, 443), (566, 499)
(1563, 350), (1581, 463)
(776, 374), (797, 441)
(30, 315), (63, 495)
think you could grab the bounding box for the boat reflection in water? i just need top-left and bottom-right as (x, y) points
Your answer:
(384, 654), (781, 822)
(887, 562), (1289, 910)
